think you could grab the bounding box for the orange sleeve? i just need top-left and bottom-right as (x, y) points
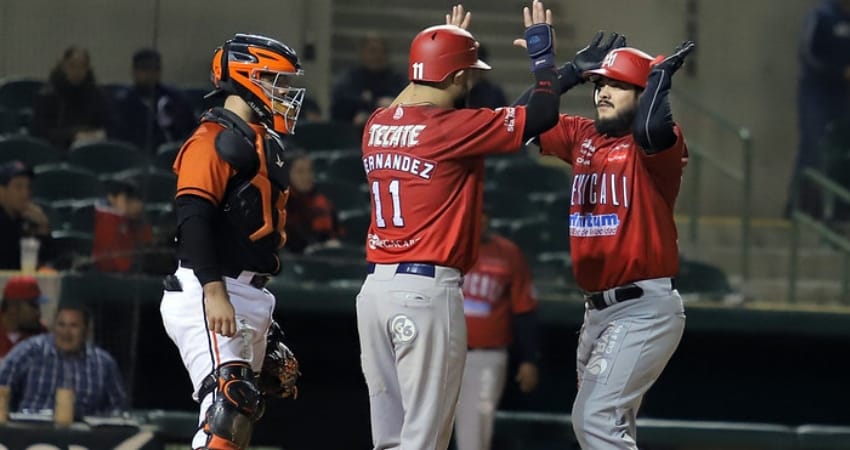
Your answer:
(173, 123), (234, 204)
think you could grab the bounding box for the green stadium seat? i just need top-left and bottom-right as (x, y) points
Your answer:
(49, 229), (94, 270)
(796, 424), (850, 450)
(305, 242), (366, 260)
(509, 219), (570, 260)
(32, 163), (104, 202)
(290, 121), (361, 151)
(111, 167), (177, 204)
(315, 180), (369, 212)
(68, 140), (150, 175)
(676, 258), (733, 300)
(0, 135), (62, 166)
(154, 141), (182, 170)
(339, 209), (371, 245)
(0, 107), (25, 135)
(485, 188), (545, 222)
(0, 78), (44, 112)
(288, 255), (368, 285)
(494, 161), (571, 195)
(48, 200), (96, 233)
(326, 152), (366, 184)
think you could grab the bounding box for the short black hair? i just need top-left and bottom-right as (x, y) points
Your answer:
(0, 160), (34, 186)
(133, 48), (161, 70)
(105, 179), (141, 199)
(56, 302), (92, 328)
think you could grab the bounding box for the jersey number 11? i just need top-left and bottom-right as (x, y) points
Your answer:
(372, 180), (405, 228)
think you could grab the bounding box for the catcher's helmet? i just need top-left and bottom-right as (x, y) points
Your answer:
(408, 25), (491, 83)
(583, 47), (660, 89)
(210, 33), (305, 134)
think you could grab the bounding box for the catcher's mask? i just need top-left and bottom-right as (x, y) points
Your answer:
(210, 33), (305, 135)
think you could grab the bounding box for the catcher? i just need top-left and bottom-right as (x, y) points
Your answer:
(160, 33), (302, 450)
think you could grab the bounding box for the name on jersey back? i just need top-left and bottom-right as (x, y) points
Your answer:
(364, 123), (435, 180)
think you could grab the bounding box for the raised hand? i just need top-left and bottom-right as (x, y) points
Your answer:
(445, 4), (471, 29)
(652, 40), (696, 75)
(573, 31), (626, 72)
(513, 0), (556, 71)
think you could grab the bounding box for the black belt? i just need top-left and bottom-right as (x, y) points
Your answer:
(584, 284), (644, 310)
(367, 262), (436, 278)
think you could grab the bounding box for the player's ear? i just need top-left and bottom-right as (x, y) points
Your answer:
(451, 69), (467, 87)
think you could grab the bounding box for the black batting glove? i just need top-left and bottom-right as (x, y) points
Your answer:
(557, 31), (627, 94)
(651, 40), (696, 75)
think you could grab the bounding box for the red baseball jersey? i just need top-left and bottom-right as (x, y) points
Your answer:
(362, 104), (526, 272)
(463, 234), (538, 349)
(538, 115), (687, 292)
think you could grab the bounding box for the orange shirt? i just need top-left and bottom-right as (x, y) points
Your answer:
(463, 234), (537, 349)
(539, 115), (687, 291)
(362, 104), (527, 272)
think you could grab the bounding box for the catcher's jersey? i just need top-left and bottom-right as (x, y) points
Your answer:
(539, 115), (687, 292)
(362, 104), (526, 272)
(463, 234), (537, 349)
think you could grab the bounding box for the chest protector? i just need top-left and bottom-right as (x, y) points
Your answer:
(201, 107), (290, 252)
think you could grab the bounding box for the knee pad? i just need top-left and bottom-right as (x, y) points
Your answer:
(202, 362), (265, 450)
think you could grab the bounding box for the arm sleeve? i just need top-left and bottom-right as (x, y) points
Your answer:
(512, 311), (541, 363)
(176, 195), (222, 285)
(800, 9), (848, 80)
(632, 68), (677, 154)
(521, 69), (560, 141)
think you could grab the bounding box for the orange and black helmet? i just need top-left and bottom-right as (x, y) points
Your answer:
(210, 33), (305, 134)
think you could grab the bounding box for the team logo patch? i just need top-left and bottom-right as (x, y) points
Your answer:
(393, 106), (404, 120)
(390, 314), (417, 343)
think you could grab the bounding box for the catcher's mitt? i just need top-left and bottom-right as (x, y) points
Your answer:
(257, 320), (300, 399)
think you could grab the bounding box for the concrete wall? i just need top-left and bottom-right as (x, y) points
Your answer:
(0, 0), (820, 217)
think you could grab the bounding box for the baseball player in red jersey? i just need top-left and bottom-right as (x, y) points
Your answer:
(454, 208), (540, 450)
(520, 36), (696, 448)
(159, 34), (303, 450)
(356, 2), (561, 449)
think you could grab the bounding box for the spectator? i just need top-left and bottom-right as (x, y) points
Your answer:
(0, 161), (53, 270)
(789, 0), (850, 217)
(30, 46), (113, 150)
(300, 95), (324, 124)
(284, 151), (342, 253)
(92, 179), (152, 273)
(113, 48), (196, 154)
(455, 207), (540, 450)
(330, 33), (407, 126)
(467, 45), (509, 108)
(0, 303), (128, 417)
(0, 276), (47, 360)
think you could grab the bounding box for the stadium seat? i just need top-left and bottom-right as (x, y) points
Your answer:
(68, 140), (150, 175)
(288, 255), (368, 285)
(154, 141), (182, 170)
(485, 188), (546, 222)
(0, 107), (24, 135)
(290, 121), (361, 151)
(111, 167), (177, 204)
(49, 229), (94, 270)
(326, 152), (366, 184)
(305, 242), (366, 260)
(32, 164), (104, 202)
(316, 180), (369, 212)
(0, 135), (62, 166)
(494, 161), (571, 195)
(676, 258), (734, 300)
(0, 78), (44, 112)
(509, 219), (570, 260)
(48, 200), (96, 233)
(339, 209), (371, 245)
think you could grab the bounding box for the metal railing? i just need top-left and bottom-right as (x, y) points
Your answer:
(673, 89), (753, 282)
(788, 168), (850, 303)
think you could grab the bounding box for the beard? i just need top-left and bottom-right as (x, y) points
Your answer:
(594, 104), (636, 137)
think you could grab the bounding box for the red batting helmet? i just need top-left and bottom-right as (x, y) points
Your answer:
(408, 25), (491, 83)
(583, 47), (660, 89)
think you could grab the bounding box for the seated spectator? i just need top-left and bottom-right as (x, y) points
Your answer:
(300, 95), (324, 123)
(284, 151), (342, 254)
(467, 45), (508, 108)
(30, 46), (113, 150)
(92, 179), (152, 273)
(0, 161), (54, 270)
(113, 48), (196, 154)
(0, 276), (47, 360)
(0, 303), (128, 417)
(331, 33), (406, 126)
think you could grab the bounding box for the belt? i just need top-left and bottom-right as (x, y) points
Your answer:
(367, 262), (436, 278)
(584, 284), (644, 310)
